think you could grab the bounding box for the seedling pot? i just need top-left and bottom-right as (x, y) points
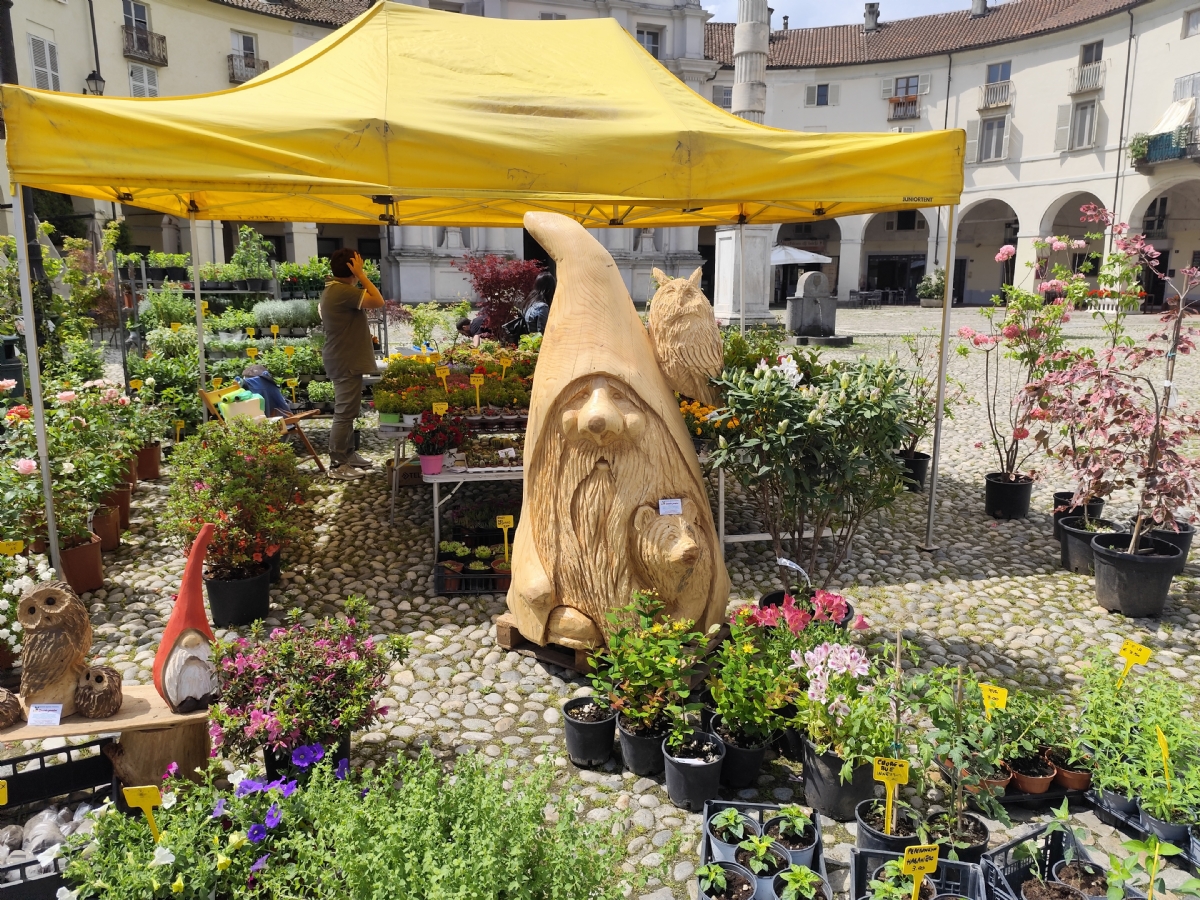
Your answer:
(706, 810), (760, 863)
(896, 450), (931, 492)
(763, 814), (817, 867)
(853, 799), (922, 854)
(617, 716), (666, 776)
(1137, 804), (1190, 844)
(1052, 492), (1104, 540)
(562, 697), (616, 768)
(663, 730), (725, 811)
(800, 736), (875, 822)
(205, 566), (271, 626)
(1058, 517), (1123, 574)
(710, 715), (770, 789)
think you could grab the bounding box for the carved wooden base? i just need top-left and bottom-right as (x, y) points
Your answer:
(495, 613), (593, 673)
(104, 722), (210, 787)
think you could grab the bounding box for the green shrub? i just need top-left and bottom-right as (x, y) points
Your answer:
(210, 307), (256, 333)
(307, 380), (335, 403)
(373, 389), (403, 414)
(138, 283), (195, 330)
(230, 225), (273, 281)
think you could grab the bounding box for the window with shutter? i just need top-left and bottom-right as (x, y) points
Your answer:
(805, 84), (818, 107)
(129, 63), (159, 97)
(827, 84), (840, 106)
(713, 85), (731, 110)
(979, 115), (1007, 161)
(1053, 104), (1071, 151)
(917, 73), (931, 95)
(964, 119), (979, 165)
(28, 35), (61, 92)
(880, 79), (893, 99)
(1070, 100), (1096, 150)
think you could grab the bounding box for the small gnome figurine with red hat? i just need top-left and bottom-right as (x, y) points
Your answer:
(153, 524), (218, 713)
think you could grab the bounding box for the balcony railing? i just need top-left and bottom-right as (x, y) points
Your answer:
(1146, 130), (1190, 163)
(1069, 61), (1105, 94)
(888, 96), (920, 121)
(228, 54), (269, 84)
(122, 25), (167, 67)
(978, 80), (1012, 109)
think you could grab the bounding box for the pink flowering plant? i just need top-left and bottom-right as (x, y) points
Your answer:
(210, 596), (411, 758)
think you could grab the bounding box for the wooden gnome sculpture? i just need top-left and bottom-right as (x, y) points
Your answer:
(18, 581), (93, 720)
(506, 212), (730, 650)
(153, 524), (218, 713)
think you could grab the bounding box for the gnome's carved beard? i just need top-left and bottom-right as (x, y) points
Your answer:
(532, 403), (679, 633)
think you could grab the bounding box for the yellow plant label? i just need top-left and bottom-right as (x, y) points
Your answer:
(435, 365), (450, 379)
(247, 347), (259, 359)
(979, 684), (1008, 719)
(201, 301), (209, 314)
(0, 541), (25, 556)
(469, 373), (485, 387)
(123, 785), (162, 841)
(427, 352), (441, 363)
(170, 322), (181, 332)
(0, 780), (7, 806)
(246, 327), (255, 337)
(496, 515), (514, 529)
(1156, 726), (1171, 788)
(1117, 639), (1152, 687)
(432, 402), (448, 416)
(284, 346), (295, 357)
(211, 377), (223, 389)
(285, 378), (298, 388)
(173, 420), (185, 441)
(873, 757), (909, 836)
(903, 844), (939, 878)
(129, 379), (143, 390)
(270, 325), (279, 336)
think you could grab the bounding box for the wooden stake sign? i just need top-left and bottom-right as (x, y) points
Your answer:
(435, 365), (450, 393)
(1117, 639), (1151, 688)
(903, 844), (939, 900)
(247, 347), (259, 359)
(285, 378), (298, 404)
(170, 322), (181, 332)
(0, 541), (25, 556)
(174, 420), (185, 442)
(497, 515), (514, 563)
(497, 352), (512, 381)
(123, 785), (163, 841)
(470, 373), (485, 412)
(432, 402), (448, 417)
(873, 757), (909, 835)
(979, 684), (1008, 720)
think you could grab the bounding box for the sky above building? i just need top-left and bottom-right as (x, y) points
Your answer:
(705, 0), (969, 27)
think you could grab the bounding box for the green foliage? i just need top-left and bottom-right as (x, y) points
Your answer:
(867, 858), (921, 900)
(1128, 133), (1149, 162)
(696, 863), (727, 895)
(128, 356), (203, 430)
(147, 251), (191, 269)
(147, 324), (199, 359)
(709, 621), (792, 746)
(410, 301), (450, 346)
(915, 267), (945, 301)
(722, 325), (787, 373)
(896, 329), (968, 454)
(306, 380), (335, 404)
(372, 389), (404, 415)
(1104, 836), (1200, 900)
(518, 332), (543, 352)
(230, 225), (274, 281)
(779, 864), (824, 900)
(64, 751), (629, 900)
(139, 283), (195, 330)
(209, 307), (256, 333)
(738, 835), (780, 875)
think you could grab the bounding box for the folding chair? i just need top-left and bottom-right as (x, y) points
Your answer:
(200, 386), (327, 475)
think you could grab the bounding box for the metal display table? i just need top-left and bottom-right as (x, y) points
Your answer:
(423, 468), (524, 547)
(379, 423), (413, 525)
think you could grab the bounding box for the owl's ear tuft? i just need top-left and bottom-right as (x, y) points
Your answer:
(651, 267), (669, 287)
(688, 267), (703, 288)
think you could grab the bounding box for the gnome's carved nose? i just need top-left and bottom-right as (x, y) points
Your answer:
(581, 387), (623, 441)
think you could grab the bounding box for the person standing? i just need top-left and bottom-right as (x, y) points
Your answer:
(320, 249), (384, 479)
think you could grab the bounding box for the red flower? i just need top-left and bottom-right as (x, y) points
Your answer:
(5, 405), (30, 421)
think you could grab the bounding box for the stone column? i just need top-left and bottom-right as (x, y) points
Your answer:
(178, 219), (225, 266)
(732, 0), (768, 124)
(283, 222), (319, 263)
(713, 224), (775, 325)
(837, 239), (865, 305)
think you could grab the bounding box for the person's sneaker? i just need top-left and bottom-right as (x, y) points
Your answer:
(344, 451), (375, 469)
(328, 463), (366, 480)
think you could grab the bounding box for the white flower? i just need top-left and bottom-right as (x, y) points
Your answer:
(12, 644), (21, 653)
(11, 622), (21, 632)
(160, 791), (176, 809)
(150, 846), (175, 866)
(0, 599), (9, 610)
(37, 845), (60, 867)
(0, 630), (12, 640)
(56, 887), (79, 900)
(229, 768), (247, 786)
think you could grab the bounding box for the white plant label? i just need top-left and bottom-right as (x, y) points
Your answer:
(497, 447), (517, 459)
(28, 704), (63, 727)
(658, 498), (683, 516)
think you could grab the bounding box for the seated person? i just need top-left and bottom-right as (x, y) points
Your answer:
(456, 312), (490, 347)
(239, 364), (292, 417)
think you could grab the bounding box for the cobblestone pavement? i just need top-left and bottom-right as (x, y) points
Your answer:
(38, 307), (1200, 898)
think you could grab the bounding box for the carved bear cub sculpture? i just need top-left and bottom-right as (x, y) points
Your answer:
(506, 212), (730, 650)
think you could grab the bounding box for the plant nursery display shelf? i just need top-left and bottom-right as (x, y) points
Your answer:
(424, 468), (523, 548)
(0, 685), (207, 741)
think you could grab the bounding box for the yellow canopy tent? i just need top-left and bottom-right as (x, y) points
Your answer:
(0, 2), (962, 227)
(0, 1), (966, 568)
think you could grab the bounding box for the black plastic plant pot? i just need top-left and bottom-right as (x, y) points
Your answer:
(1091, 533), (1180, 618)
(706, 810), (760, 863)
(1052, 492), (1105, 541)
(985, 472), (1034, 520)
(801, 737), (876, 822)
(1059, 517), (1123, 574)
(1021, 881), (1087, 900)
(562, 697), (616, 768)
(1051, 860), (1109, 900)
(617, 716), (666, 776)
(1094, 788), (1137, 816)
(895, 450), (931, 492)
(854, 799), (923, 854)
(698, 689), (717, 733)
(700, 861), (756, 900)
(1145, 520), (1195, 576)
(205, 567), (271, 627)
(662, 731), (725, 812)
(710, 715), (770, 789)
(263, 732), (350, 781)
(763, 814), (817, 868)
(1137, 805), (1191, 844)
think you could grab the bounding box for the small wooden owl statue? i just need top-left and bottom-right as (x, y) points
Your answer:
(18, 581), (93, 720)
(0, 689), (21, 729)
(75, 666), (123, 719)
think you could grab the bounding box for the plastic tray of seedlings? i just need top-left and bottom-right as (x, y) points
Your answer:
(700, 800), (828, 900)
(982, 823), (1146, 900)
(935, 761), (1087, 811)
(1083, 792), (1199, 876)
(0, 738), (115, 899)
(849, 848), (985, 900)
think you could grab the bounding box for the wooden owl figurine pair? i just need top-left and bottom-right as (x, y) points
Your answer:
(0, 581), (122, 728)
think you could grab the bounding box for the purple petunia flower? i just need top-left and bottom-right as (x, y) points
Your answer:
(335, 758), (349, 781)
(265, 779), (284, 793)
(309, 744), (325, 764)
(235, 779), (264, 798)
(279, 780), (298, 798)
(264, 803), (281, 829)
(291, 746), (314, 769)
(250, 854), (270, 873)
(247, 824), (268, 844)
(212, 797), (226, 818)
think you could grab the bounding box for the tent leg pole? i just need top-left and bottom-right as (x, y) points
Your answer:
(920, 204), (957, 553)
(12, 185), (61, 573)
(738, 222), (745, 336)
(190, 212), (208, 421)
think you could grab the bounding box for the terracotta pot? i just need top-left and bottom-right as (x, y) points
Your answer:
(102, 484), (133, 530)
(92, 506), (121, 552)
(123, 456), (139, 489)
(59, 533), (104, 594)
(1045, 749), (1092, 791)
(136, 442), (162, 481)
(1009, 758), (1057, 794)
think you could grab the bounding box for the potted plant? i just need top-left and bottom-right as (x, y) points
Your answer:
(736, 834), (790, 899)
(374, 390), (405, 425)
(562, 693), (617, 768)
(763, 806), (817, 867)
(996, 690), (1061, 794)
(490, 556), (512, 590)
(707, 807), (760, 864)
(894, 329), (967, 491)
(1013, 832), (1088, 900)
(868, 858), (937, 900)
(231, 225), (274, 291)
(410, 410), (466, 476)
(397, 386), (426, 428)
(698, 861), (757, 900)
(307, 380), (335, 413)
(1077, 649), (1141, 815)
(774, 864), (831, 900)
(587, 590), (705, 777)
(211, 597), (410, 777)
(662, 724), (725, 812)
(439, 559), (463, 591)
(958, 274), (1069, 519)
(164, 418), (309, 626)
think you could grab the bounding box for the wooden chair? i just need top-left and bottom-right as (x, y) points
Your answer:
(199, 385), (327, 475)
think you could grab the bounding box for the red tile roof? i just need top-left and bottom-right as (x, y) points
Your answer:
(206, 0), (373, 30)
(705, 0), (1146, 68)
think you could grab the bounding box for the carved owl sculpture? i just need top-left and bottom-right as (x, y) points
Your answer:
(647, 266), (724, 406)
(0, 689), (21, 729)
(18, 581), (92, 720)
(75, 666), (123, 719)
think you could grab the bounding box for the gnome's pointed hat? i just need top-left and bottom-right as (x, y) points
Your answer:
(153, 524), (216, 704)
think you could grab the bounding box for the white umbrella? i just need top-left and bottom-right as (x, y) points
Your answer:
(770, 245), (832, 266)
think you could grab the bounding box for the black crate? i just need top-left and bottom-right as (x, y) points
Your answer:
(1084, 792), (1199, 877)
(850, 848), (986, 900)
(0, 738), (115, 899)
(434, 569), (509, 596)
(700, 799), (829, 893)
(982, 823), (1146, 900)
